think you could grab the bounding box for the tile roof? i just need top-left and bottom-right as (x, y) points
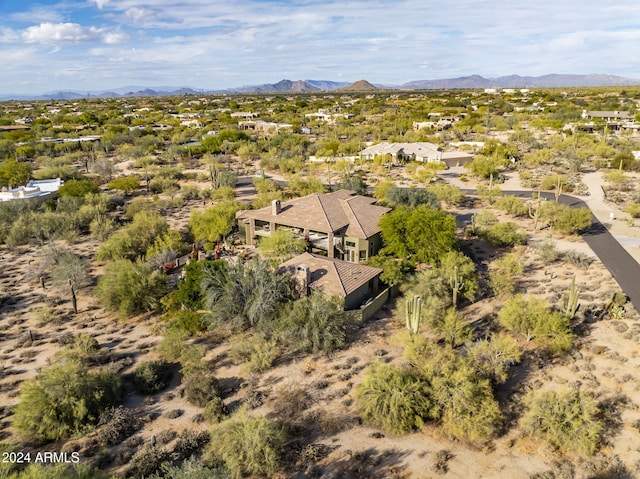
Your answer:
(237, 189), (390, 239)
(280, 252), (382, 297)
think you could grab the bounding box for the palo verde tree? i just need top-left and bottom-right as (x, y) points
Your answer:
(380, 205), (457, 265)
(189, 200), (240, 245)
(258, 229), (307, 263)
(13, 359), (121, 442)
(95, 259), (168, 318)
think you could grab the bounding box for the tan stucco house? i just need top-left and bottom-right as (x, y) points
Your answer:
(236, 189), (390, 264)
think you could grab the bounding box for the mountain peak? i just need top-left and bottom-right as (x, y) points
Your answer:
(337, 79), (380, 92)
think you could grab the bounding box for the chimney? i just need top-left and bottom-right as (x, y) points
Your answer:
(295, 264), (310, 297)
(272, 199), (281, 216)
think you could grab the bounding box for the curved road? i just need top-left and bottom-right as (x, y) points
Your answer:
(463, 189), (640, 313)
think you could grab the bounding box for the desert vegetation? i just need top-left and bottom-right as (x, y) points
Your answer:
(0, 86), (639, 478)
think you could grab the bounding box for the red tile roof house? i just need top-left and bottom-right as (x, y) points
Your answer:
(235, 189), (390, 264)
(280, 252), (383, 310)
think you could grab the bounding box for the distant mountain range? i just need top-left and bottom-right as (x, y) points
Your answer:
(2, 74), (640, 101)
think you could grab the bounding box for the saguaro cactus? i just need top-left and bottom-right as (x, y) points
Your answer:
(405, 295), (423, 334)
(562, 275), (580, 319)
(529, 187), (543, 231)
(69, 279), (77, 315)
(449, 265), (464, 308)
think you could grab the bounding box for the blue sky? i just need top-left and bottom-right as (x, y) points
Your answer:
(1, 0), (639, 93)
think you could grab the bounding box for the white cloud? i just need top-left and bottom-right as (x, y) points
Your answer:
(90, 0), (111, 9)
(23, 23), (103, 44)
(20, 23), (128, 46)
(103, 31), (129, 44)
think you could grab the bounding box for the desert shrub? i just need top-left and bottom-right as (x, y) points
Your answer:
(13, 360), (121, 441)
(356, 362), (435, 434)
(185, 372), (220, 407)
(97, 210), (168, 261)
(164, 310), (208, 336)
(428, 183), (464, 207)
(270, 383), (312, 423)
(465, 334), (522, 384)
(479, 222), (527, 247)
(3, 463), (108, 478)
(127, 444), (170, 479)
(543, 204), (592, 234)
(94, 259), (167, 318)
(147, 457), (228, 479)
(276, 293), (353, 355)
(206, 407), (286, 479)
(58, 179), (100, 198)
(625, 202), (640, 218)
(521, 388), (602, 456)
(536, 238), (559, 263)
(163, 260), (225, 312)
(204, 396), (228, 424)
(173, 429), (211, 460)
(497, 295), (573, 353)
(157, 328), (189, 362)
(561, 250), (593, 268)
(472, 210), (498, 229)
(493, 196), (528, 217)
(132, 360), (173, 394)
(201, 257), (294, 331)
(489, 250), (524, 297)
(97, 406), (140, 447)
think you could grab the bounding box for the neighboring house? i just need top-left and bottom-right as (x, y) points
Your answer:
(230, 111), (259, 119)
(581, 110), (634, 121)
(280, 252), (382, 310)
(236, 189), (390, 264)
(0, 178), (63, 202)
(238, 120), (293, 134)
(359, 142), (473, 168)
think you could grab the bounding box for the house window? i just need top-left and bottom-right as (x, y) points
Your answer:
(346, 241), (356, 248)
(345, 249), (356, 262)
(359, 250), (367, 261)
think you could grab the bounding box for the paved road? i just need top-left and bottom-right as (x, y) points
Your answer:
(462, 189), (640, 313)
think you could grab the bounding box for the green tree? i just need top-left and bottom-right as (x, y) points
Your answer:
(163, 260), (225, 311)
(95, 259), (167, 318)
(189, 201), (239, 244)
(335, 175), (367, 195)
(57, 179), (100, 197)
(385, 186), (439, 208)
(521, 389), (602, 456)
(0, 159), (32, 188)
(206, 407), (286, 479)
(380, 205), (457, 264)
(13, 360), (121, 441)
(97, 210), (168, 261)
(365, 255), (414, 287)
(107, 175), (140, 195)
(479, 222), (527, 247)
(428, 183), (464, 207)
(258, 229), (307, 263)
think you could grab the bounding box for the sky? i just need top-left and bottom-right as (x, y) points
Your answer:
(1, 0), (639, 94)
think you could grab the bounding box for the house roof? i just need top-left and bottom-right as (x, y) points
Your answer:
(359, 142), (472, 162)
(237, 189), (390, 239)
(280, 252), (382, 297)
